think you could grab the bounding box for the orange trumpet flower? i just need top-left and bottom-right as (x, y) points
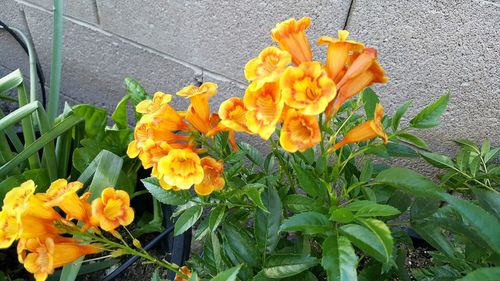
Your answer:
(91, 187), (134, 232)
(280, 109), (321, 152)
(157, 148), (204, 190)
(272, 17), (313, 65)
(194, 157), (225, 196)
(177, 82), (218, 134)
(245, 46), (291, 90)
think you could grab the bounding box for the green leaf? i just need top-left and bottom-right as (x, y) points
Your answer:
(263, 254), (318, 278)
(458, 267), (500, 281)
(359, 160), (373, 182)
(410, 197), (441, 220)
(151, 268), (168, 281)
(223, 223), (261, 268)
(473, 189), (500, 218)
(484, 148), (500, 163)
(284, 194), (319, 213)
(238, 142), (264, 167)
(322, 235), (358, 281)
(346, 200), (401, 217)
(359, 219), (394, 264)
(419, 151), (455, 169)
(376, 167), (442, 198)
(255, 186), (282, 256)
(409, 94), (449, 128)
(72, 104), (107, 137)
(141, 177), (191, 205)
(441, 193), (500, 253)
(209, 206), (225, 232)
(480, 139), (490, 157)
(397, 133), (428, 149)
(340, 223), (391, 265)
(111, 95), (130, 129)
(124, 77), (149, 106)
(293, 164), (321, 197)
(329, 208), (355, 224)
(242, 183), (268, 212)
(210, 265), (242, 281)
(386, 142), (418, 158)
(391, 100), (411, 131)
(362, 88), (379, 119)
(174, 205), (203, 236)
(280, 212), (332, 235)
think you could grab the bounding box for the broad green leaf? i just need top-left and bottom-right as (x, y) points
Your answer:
(174, 205), (203, 236)
(282, 271), (318, 281)
(386, 142), (418, 158)
(223, 223), (260, 268)
(111, 95), (130, 129)
(473, 188), (500, 218)
(209, 206), (225, 232)
(72, 104), (107, 137)
(280, 212), (332, 234)
(329, 208), (355, 223)
(242, 183), (268, 212)
(411, 220), (455, 257)
(397, 133), (428, 149)
(340, 223), (391, 264)
(359, 219), (394, 264)
(141, 177), (191, 205)
(480, 139), (490, 157)
(210, 265), (242, 281)
(386, 190), (412, 214)
(410, 197), (441, 220)
(484, 148), (500, 163)
(391, 100), (411, 131)
(255, 186), (282, 255)
(346, 200), (401, 217)
(238, 142), (264, 167)
(359, 160), (373, 182)
(440, 193), (500, 253)
(322, 235), (358, 281)
(124, 77), (149, 106)
(419, 151), (455, 169)
(284, 194), (318, 213)
(362, 88), (379, 119)
(376, 167), (442, 198)
(293, 164), (321, 197)
(410, 94), (449, 128)
(458, 267), (500, 281)
(263, 254), (318, 278)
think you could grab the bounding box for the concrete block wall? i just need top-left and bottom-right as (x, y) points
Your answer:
(1, 0), (499, 159)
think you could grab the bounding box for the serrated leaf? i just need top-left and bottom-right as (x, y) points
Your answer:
(391, 101), (412, 131)
(210, 265), (242, 281)
(238, 142), (264, 167)
(386, 142), (418, 158)
(141, 177), (191, 205)
(280, 212), (332, 234)
(174, 205), (203, 236)
(284, 194), (318, 213)
(329, 208), (355, 223)
(484, 148), (500, 163)
(458, 267), (500, 281)
(473, 188), (500, 218)
(419, 151), (455, 169)
(362, 88), (379, 119)
(346, 200), (401, 217)
(480, 139), (490, 157)
(293, 164), (321, 197)
(263, 254), (318, 278)
(359, 160), (373, 182)
(376, 167), (442, 198)
(242, 183), (268, 212)
(223, 223), (261, 268)
(255, 186), (282, 255)
(209, 206), (225, 232)
(397, 133), (428, 149)
(340, 223), (391, 265)
(359, 219), (394, 264)
(322, 235), (358, 281)
(410, 94), (449, 128)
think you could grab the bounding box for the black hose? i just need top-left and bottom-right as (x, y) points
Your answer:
(0, 19), (47, 108)
(101, 225), (174, 281)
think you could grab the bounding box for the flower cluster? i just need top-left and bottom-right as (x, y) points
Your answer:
(127, 85), (225, 196)
(0, 180), (134, 281)
(217, 17), (389, 152)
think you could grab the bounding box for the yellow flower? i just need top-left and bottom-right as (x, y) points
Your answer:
(139, 102), (190, 132)
(280, 109), (321, 152)
(3, 180), (60, 221)
(331, 103), (388, 151)
(18, 215), (59, 239)
(40, 179), (93, 226)
(194, 157), (225, 196)
(272, 17), (313, 66)
(217, 97), (251, 133)
(20, 237), (99, 281)
(177, 82), (218, 134)
(157, 149), (204, 190)
(280, 61), (336, 115)
(175, 266), (193, 281)
(0, 210), (19, 248)
(317, 30), (365, 82)
(326, 48), (389, 116)
(91, 188), (134, 232)
(244, 82), (284, 140)
(135, 91), (172, 114)
(245, 46), (291, 90)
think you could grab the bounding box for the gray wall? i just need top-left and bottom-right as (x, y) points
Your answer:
(1, 0), (499, 162)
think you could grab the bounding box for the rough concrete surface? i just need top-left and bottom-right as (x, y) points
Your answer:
(96, 0), (351, 82)
(20, 0), (99, 24)
(347, 0), (500, 154)
(23, 5), (198, 112)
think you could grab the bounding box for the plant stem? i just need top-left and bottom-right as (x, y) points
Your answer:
(47, 0), (64, 123)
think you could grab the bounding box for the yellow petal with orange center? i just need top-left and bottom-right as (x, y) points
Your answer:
(0, 210), (19, 248)
(194, 157), (225, 196)
(279, 109), (321, 152)
(244, 46), (291, 87)
(272, 17), (313, 66)
(218, 97), (251, 133)
(157, 149), (204, 190)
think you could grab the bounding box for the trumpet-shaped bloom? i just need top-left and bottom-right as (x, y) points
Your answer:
(280, 109), (321, 152)
(91, 188), (134, 232)
(19, 215), (59, 239)
(272, 17), (312, 65)
(217, 97), (251, 133)
(327, 48), (389, 116)
(20, 237), (99, 281)
(157, 149), (204, 190)
(244, 82), (284, 139)
(280, 62), (336, 115)
(332, 103), (388, 151)
(139, 102), (190, 132)
(0, 210), (19, 248)
(135, 91), (172, 114)
(317, 30), (365, 82)
(174, 266), (193, 281)
(245, 46), (291, 89)
(177, 82), (218, 134)
(194, 157), (225, 196)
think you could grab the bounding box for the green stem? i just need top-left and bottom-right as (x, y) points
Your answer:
(9, 27), (39, 103)
(47, 0), (64, 122)
(17, 83), (40, 169)
(269, 137), (295, 188)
